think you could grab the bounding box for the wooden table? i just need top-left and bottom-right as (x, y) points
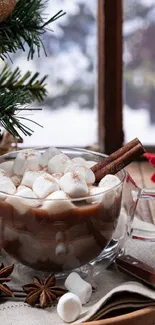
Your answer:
(127, 161), (155, 224)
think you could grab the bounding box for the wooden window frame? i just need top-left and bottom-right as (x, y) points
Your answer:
(98, 0), (124, 154)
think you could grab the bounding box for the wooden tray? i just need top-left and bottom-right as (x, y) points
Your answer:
(80, 306), (155, 325)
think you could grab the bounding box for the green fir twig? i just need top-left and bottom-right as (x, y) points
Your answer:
(0, 89), (43, 138)
(0, 0), (66, 60)
(0, 65), (48, 102)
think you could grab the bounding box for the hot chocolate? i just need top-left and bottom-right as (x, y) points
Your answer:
(0, 147), (123, 271)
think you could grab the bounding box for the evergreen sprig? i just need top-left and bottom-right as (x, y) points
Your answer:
(0, 65), (47, 102)
(0, 0), (66, 60)
(0, 89), (42, 138)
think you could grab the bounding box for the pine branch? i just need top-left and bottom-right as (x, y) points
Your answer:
(0, 65), (47, 102)
(0, 0), (66, 60)
(0, 89), (42, 138)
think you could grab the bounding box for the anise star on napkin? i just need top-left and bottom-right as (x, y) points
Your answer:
(0, 263), (14, 297)
(23, 273), (67, 308)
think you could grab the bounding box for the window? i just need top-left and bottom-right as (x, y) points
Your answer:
(4, 0), (98, 148)
(0, 0), (123, 153)
(123, 0), (155, 147)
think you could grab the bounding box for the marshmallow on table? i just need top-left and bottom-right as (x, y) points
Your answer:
(42, 190), (75, 214)
(59, 172), (88, 198)
(48, 154), (72, 174)
(33, 172), (59, 198)
(11, 175), (22, 187)
(65, 164), (95, 185)
(21, 169), (44, 188)
(13, 149), (41, 176)
(65, 272), (92, 305)
(57, 292), (82, 323)
(40, 147), (60, 167)
(0, 161), (14, 177)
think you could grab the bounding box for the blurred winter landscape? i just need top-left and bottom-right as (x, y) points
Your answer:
(1, 0), (155, 147)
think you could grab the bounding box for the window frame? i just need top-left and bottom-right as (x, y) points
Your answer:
(98, 0), (124, 154)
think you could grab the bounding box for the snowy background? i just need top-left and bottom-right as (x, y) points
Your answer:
(1, 0), (155, 147)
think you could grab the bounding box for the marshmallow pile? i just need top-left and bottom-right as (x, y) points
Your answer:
(57, 272), (92, 323)
(0, 147), (121, 213)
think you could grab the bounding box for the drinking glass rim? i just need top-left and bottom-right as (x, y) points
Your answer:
(0, 147), (126, 202)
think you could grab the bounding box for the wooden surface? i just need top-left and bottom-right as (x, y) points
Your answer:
(127, 161), (155, 224)
(81, 306), (155, 325)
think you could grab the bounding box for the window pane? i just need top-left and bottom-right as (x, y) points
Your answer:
(1, 0), (97, 147)
(123, 0), (155, 145)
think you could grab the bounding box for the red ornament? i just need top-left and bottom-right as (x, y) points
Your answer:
(144, 152), (155, 183)
(0, 0), (16, 23)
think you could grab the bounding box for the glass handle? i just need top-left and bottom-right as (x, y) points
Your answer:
(131, 188), (155, 241)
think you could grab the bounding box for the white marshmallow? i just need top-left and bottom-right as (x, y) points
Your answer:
(65, 164), (95, 185)
(0, 174), (16, 195)
(40, 147), (60, 167)
(88, 184), (117, 209)
(42, 190), (75, 213)
(87, 186), (104, 204)
(55, 243), (67, 256)
(0, 193), (7, 201)
(99, 174), (120, 189)
(65, 272), (92, 305)
(16, 185), (28, 192)
(33, 173), (59, 198)
(13, 149), (41, 176)
(56, 231), (64, 242)
(15, 186), (39, 208)
(0, 161), (14, 177)
(86, 161), (96, 168)
(57, 292), (82, 323)
(48, 154), (71, 174)
(21, 169), (44, 188)
(0, 168), (8, 177)
(6, 196), (29, 215)
(72, 157), (87, 166)
(11, 175), (22, 187)
(52, 173), (64, 184)
(59, 172), (88, 198)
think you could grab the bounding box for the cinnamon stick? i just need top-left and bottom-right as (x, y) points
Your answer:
(92, 139), (145, 182)
(92, 138), (140, 174)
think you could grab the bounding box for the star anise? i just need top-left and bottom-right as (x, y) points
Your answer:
(23, 273), (67, 308)
(0, 263), (14, 297)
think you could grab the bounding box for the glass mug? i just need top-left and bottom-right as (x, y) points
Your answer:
(0, 147), (154, 274)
